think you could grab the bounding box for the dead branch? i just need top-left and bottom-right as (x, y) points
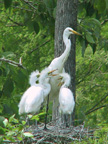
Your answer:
(0, 57), (26, 69)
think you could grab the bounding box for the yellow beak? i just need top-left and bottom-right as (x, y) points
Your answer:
(58, 81), (64, 86)
(70, 29), (82, 36)
(48, 69), (58, 74)
(48, 69), (58, 76)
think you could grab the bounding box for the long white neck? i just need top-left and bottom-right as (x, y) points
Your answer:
(59, 35), (71, 64)
(43, 83), (51, 97)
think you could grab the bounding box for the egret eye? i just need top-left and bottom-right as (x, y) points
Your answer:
(37, 74), (40, 78)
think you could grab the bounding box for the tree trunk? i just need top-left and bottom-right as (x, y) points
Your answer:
(54, 0), (78, 123)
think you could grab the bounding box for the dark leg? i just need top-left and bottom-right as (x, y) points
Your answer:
(64, 114), (69, 127)
(44, 94), (49, 130)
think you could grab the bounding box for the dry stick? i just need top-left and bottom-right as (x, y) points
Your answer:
(30, 39), (51, 54)
(0, 58), (26, 69)
(44, 94), (49, 130)
(85, 93), (108, 115)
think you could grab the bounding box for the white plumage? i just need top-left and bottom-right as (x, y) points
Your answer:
(47, 27), (80, 115)
(18, 68), (51, 115)
(59, 73), (75, 115)
(18, 70), (40, 115)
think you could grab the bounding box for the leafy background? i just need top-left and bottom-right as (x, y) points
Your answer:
(0, 0), (108, 142)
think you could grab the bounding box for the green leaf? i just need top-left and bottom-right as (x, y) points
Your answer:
(3, 78), (14, 97)
(4, 0), (12, 9)
(94, 0), (106, 13)
(9, 114), (19, 123)
(0, 116), (5, 127)
(3, 118), (8, 127)
(0, 126), (7, 134)
(82, 40), (86, 57)
(23, 132), (34, 137)
(0, 51), (16, 58)
(86, 32), (95, 43)
(90, 43), (97, 54)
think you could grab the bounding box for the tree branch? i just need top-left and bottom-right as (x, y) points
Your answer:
(8, 17), (24, 26)
(0, 57), (26, 69)
(21, 0), (37, 10)
(101, 19), (108, 25)
(85, 104), (108, 115)
(29, 39), (51, 54)
(85, 93), (108, 115)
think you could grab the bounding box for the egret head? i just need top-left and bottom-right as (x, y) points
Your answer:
(29, 70), (40, 85)
(58, 73), (71, 88)
(63, 27), (81, 38)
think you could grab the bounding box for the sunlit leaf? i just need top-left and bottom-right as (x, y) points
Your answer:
(3, 118), (8, 127)
(23, 132), (34, 137)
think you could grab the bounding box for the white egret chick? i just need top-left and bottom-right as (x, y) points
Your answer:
(18, 70), (40, 115)
(24, 68), (52, 114)
(58, 72), (75, 127)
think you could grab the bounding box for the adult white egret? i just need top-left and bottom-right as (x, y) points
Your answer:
(58, 72), (75, 127)
(48, 27), (80, 118)
(18, 70), (40, 115)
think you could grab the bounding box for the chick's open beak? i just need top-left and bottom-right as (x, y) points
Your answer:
(48, 69), (58, 76)
(58, 81), (64, 86)
(70, 29), (82, 36)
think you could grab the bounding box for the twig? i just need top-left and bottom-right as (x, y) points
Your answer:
(101, 19), (108, 25)
(21, 0), (37, 10)
(8, 17), (24, 26)
(85, 93), (108, 115)
(30, 39), (51, 54)
(0, 57), (26, 69)
(85, 104), (108, 115)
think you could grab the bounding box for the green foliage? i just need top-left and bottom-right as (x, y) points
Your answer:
(0, 0), (108, 143)
(0, 114), (36, 143)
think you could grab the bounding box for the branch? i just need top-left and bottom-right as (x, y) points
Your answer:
(85, 93), (108, 115)
(85, 104), (108, 115)
(101, 19), (108, 25)
(29, 39), (51, 54)
(21, 0), (37, 10)
(8, 17), (24, 26)
(0, 57), (26, 69)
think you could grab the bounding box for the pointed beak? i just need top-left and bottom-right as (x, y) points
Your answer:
(48, 69), (58, 74)
(58, 77), (62, 80)
(58, 81), (64, 86)
(70, 29), (82, 36)
(48, 69), (58, 76)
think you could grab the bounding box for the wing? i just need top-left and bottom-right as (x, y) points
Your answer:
(25, 87), (44, 113)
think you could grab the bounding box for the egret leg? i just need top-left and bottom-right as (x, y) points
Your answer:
(69, 114), (72, 127)
(64, 114), (69, 127)
(44, 94), (49, 130)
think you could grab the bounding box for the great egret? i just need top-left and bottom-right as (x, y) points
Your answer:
(48, 27), (80, 118)
(58, 72), (75, 127)
(18, 68), (56, 128)
(18, 70), (40, 115)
